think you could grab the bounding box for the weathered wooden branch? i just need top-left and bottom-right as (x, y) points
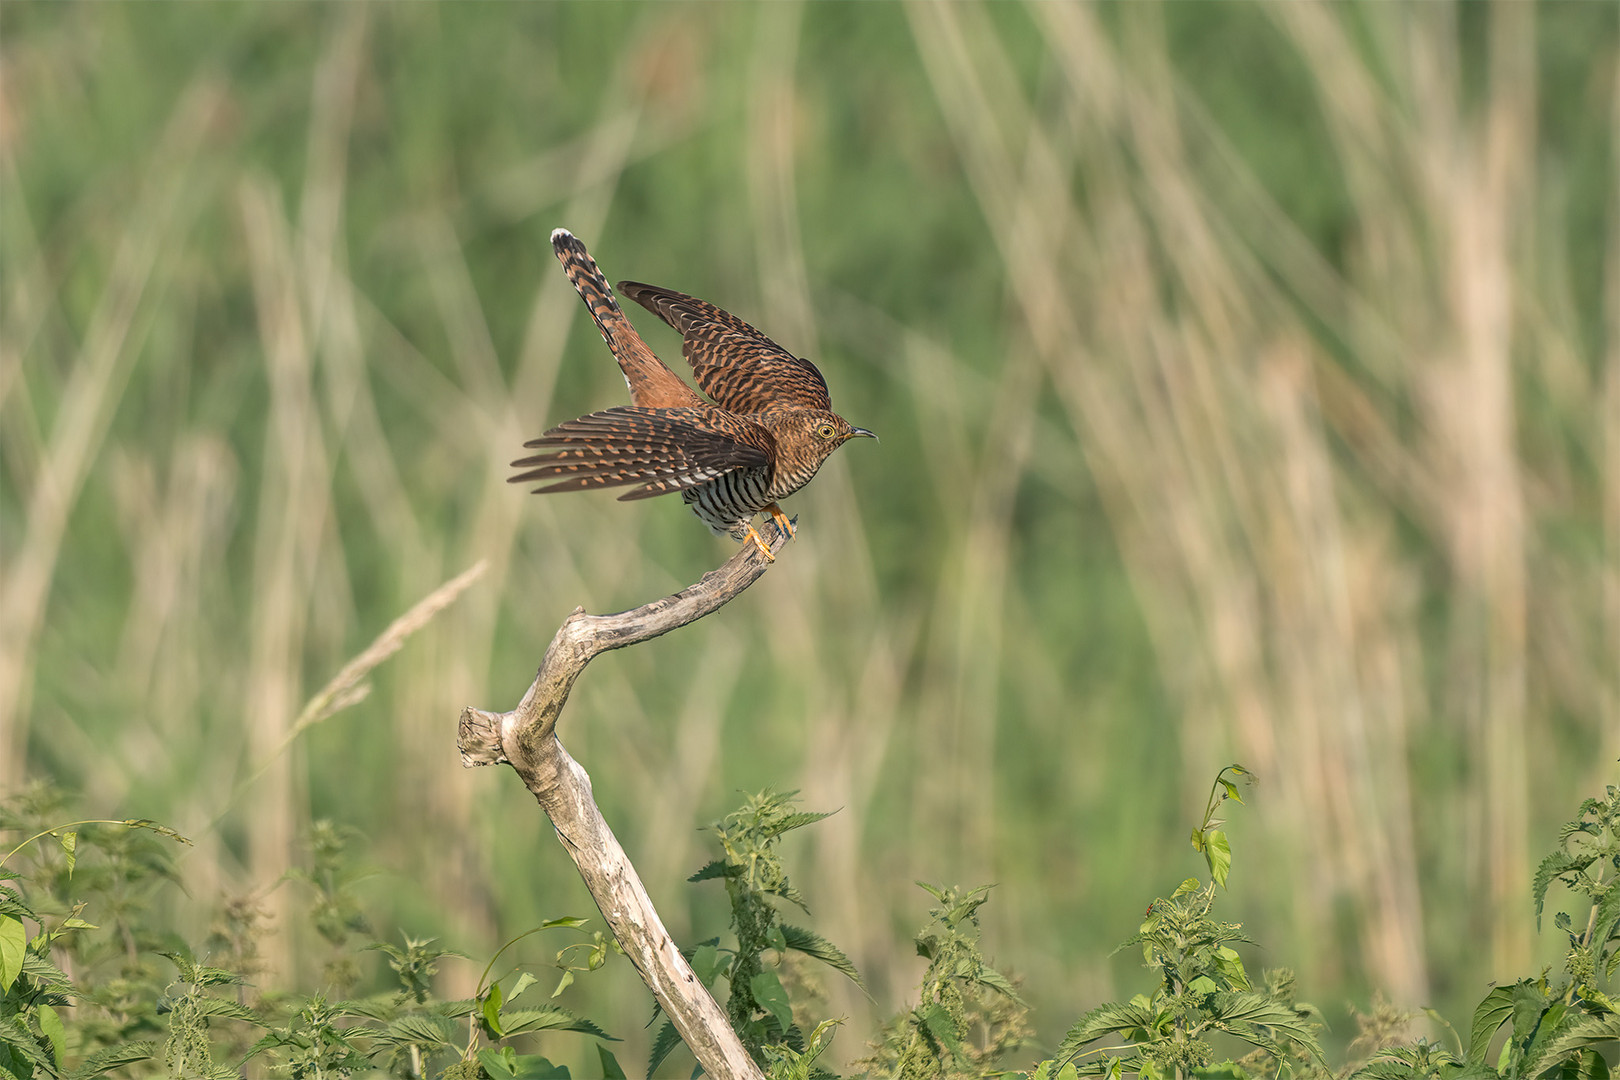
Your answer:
(458, 521), (793, 1080)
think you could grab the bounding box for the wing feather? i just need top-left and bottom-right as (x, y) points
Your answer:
(617, 282), (832, 414)
(509, 406), (773, 499)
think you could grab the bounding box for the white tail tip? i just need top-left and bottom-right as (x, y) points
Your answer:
(550, 227), (574, 244)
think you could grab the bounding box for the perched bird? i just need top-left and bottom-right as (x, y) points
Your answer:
(510, 229), (874, 561)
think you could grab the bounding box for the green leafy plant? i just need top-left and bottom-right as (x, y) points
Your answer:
(651, 790), (861, 1075)
(0, 799), (193, 1080)
(1029, 766), (1324, 1080)
(1351, 780), (1620, 1080)
(858, 883), (1030, 1080)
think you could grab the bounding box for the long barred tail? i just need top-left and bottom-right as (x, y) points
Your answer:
(549, 229), (704, 409)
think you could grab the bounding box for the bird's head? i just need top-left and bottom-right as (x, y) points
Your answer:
(785, 410), (877, 458)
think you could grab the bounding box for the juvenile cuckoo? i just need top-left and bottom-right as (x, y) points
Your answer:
(510, 229), (874, 560)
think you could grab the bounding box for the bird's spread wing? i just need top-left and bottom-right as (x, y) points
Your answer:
(551, 230), (705, 409)
(617, 282), (832, 414)
(509, 406), (774, 500)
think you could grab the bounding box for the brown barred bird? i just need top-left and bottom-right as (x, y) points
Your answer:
(509, 229), (874, 561)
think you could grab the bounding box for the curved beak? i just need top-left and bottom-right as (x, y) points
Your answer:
(848, 427), (878, 441)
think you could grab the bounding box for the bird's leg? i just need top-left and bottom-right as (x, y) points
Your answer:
(765, 502), (795, 539)
(744, 522), (776, 563)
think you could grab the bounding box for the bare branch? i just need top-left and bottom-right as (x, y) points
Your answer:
(459, 519), (792, 1080)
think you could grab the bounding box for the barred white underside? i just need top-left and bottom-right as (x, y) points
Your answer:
(682, 458), (831, 539)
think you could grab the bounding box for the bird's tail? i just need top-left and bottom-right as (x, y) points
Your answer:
(550, 229), (702, 409)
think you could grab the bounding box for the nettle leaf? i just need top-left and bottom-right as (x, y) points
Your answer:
(974, 964), (1024, 1003)
(687, 861), (733, 883)
(749, 971), (792, 1035)
(0, 890), (37, 922)
(499, 1007), (612, 1041)
(1511, 980), (1551, 1048)
(1055, 1001), (1161, 1065)
(65, 1040), (159, 1080)
(647, 1020), (681, 1076)
(0, 1013), (51, 1071)
(919, 1002), (966, 1062)
(770, 811), (835, 837)
(1470, 987), (1515, 1064)
(1590, 887), (1620, 953)
(1521, 1002), (1576, 1078)
(1206, 992), (1322, 1060)
(187, 998), (261, 1025)
(779, 925), (862, 986)
(379, 1014), (457, 1049)
(1529, 1013), (1620, 1071)
(1534, 851), (1591, 927)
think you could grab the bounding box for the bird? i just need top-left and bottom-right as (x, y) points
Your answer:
(510, 229), (875, 561)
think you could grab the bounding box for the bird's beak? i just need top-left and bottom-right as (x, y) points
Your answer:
(849, 427), (878, 441)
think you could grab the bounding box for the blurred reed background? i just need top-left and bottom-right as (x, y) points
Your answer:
(2, 1), (1615, 1072)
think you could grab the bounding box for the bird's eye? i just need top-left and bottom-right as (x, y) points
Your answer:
(816, 423), (837, 439)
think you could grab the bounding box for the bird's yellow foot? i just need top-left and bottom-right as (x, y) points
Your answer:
(745, 523), (776, 562)
(765, 502), (795, 539)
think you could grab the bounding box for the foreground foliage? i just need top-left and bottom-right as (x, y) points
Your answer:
(2, 769), (1616, 1080)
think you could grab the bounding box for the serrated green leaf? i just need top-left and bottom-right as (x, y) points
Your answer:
(0, 1014), (51, 1071)
(771, 811), (835, 836)
(920, 1002), (966, 1062)
(1470, 987), (1515, 1063)
(0, 917), (24, 996)
(382, 1014), (457, 1048)
(647, 1021), (681, 1076)
(1535, 853), (1590, 928)
(1591, 888), (1620, 956)
(750, 971), (792, 1034)
(779, 925), (864, 986)
(1511, 980), (1550, 1048)
(1570, 1047), (1610, 1080)
(1531, 1014), (1620, 1068)
(687, 860), (732, 883)
(1054, 1001), (1161, 1066)
(0, 893), (35, 922)
(187, 998), (261, 1024)
(65, 1040), (158, 1080)
(500, 1007), (612, 1041)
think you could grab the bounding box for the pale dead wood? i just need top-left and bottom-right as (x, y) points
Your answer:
(459, 520), (793, 1080)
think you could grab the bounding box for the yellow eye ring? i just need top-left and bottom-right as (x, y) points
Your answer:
(816, 423), (837, 439)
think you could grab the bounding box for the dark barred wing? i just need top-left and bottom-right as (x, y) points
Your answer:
(617, 281), (832, 414)
(509, 406), (774, 500)
(550, 230), (704, 409)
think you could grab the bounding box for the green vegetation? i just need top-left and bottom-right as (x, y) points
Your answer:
(3, 2), (1616, 1073)
(5, 771), (1616, 1079)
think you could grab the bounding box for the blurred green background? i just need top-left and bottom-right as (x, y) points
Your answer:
(3, 1), (1616, 1073)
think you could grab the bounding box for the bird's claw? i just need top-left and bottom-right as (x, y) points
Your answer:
(766, 503), (795, 540)
(745, 523), (776, 563)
